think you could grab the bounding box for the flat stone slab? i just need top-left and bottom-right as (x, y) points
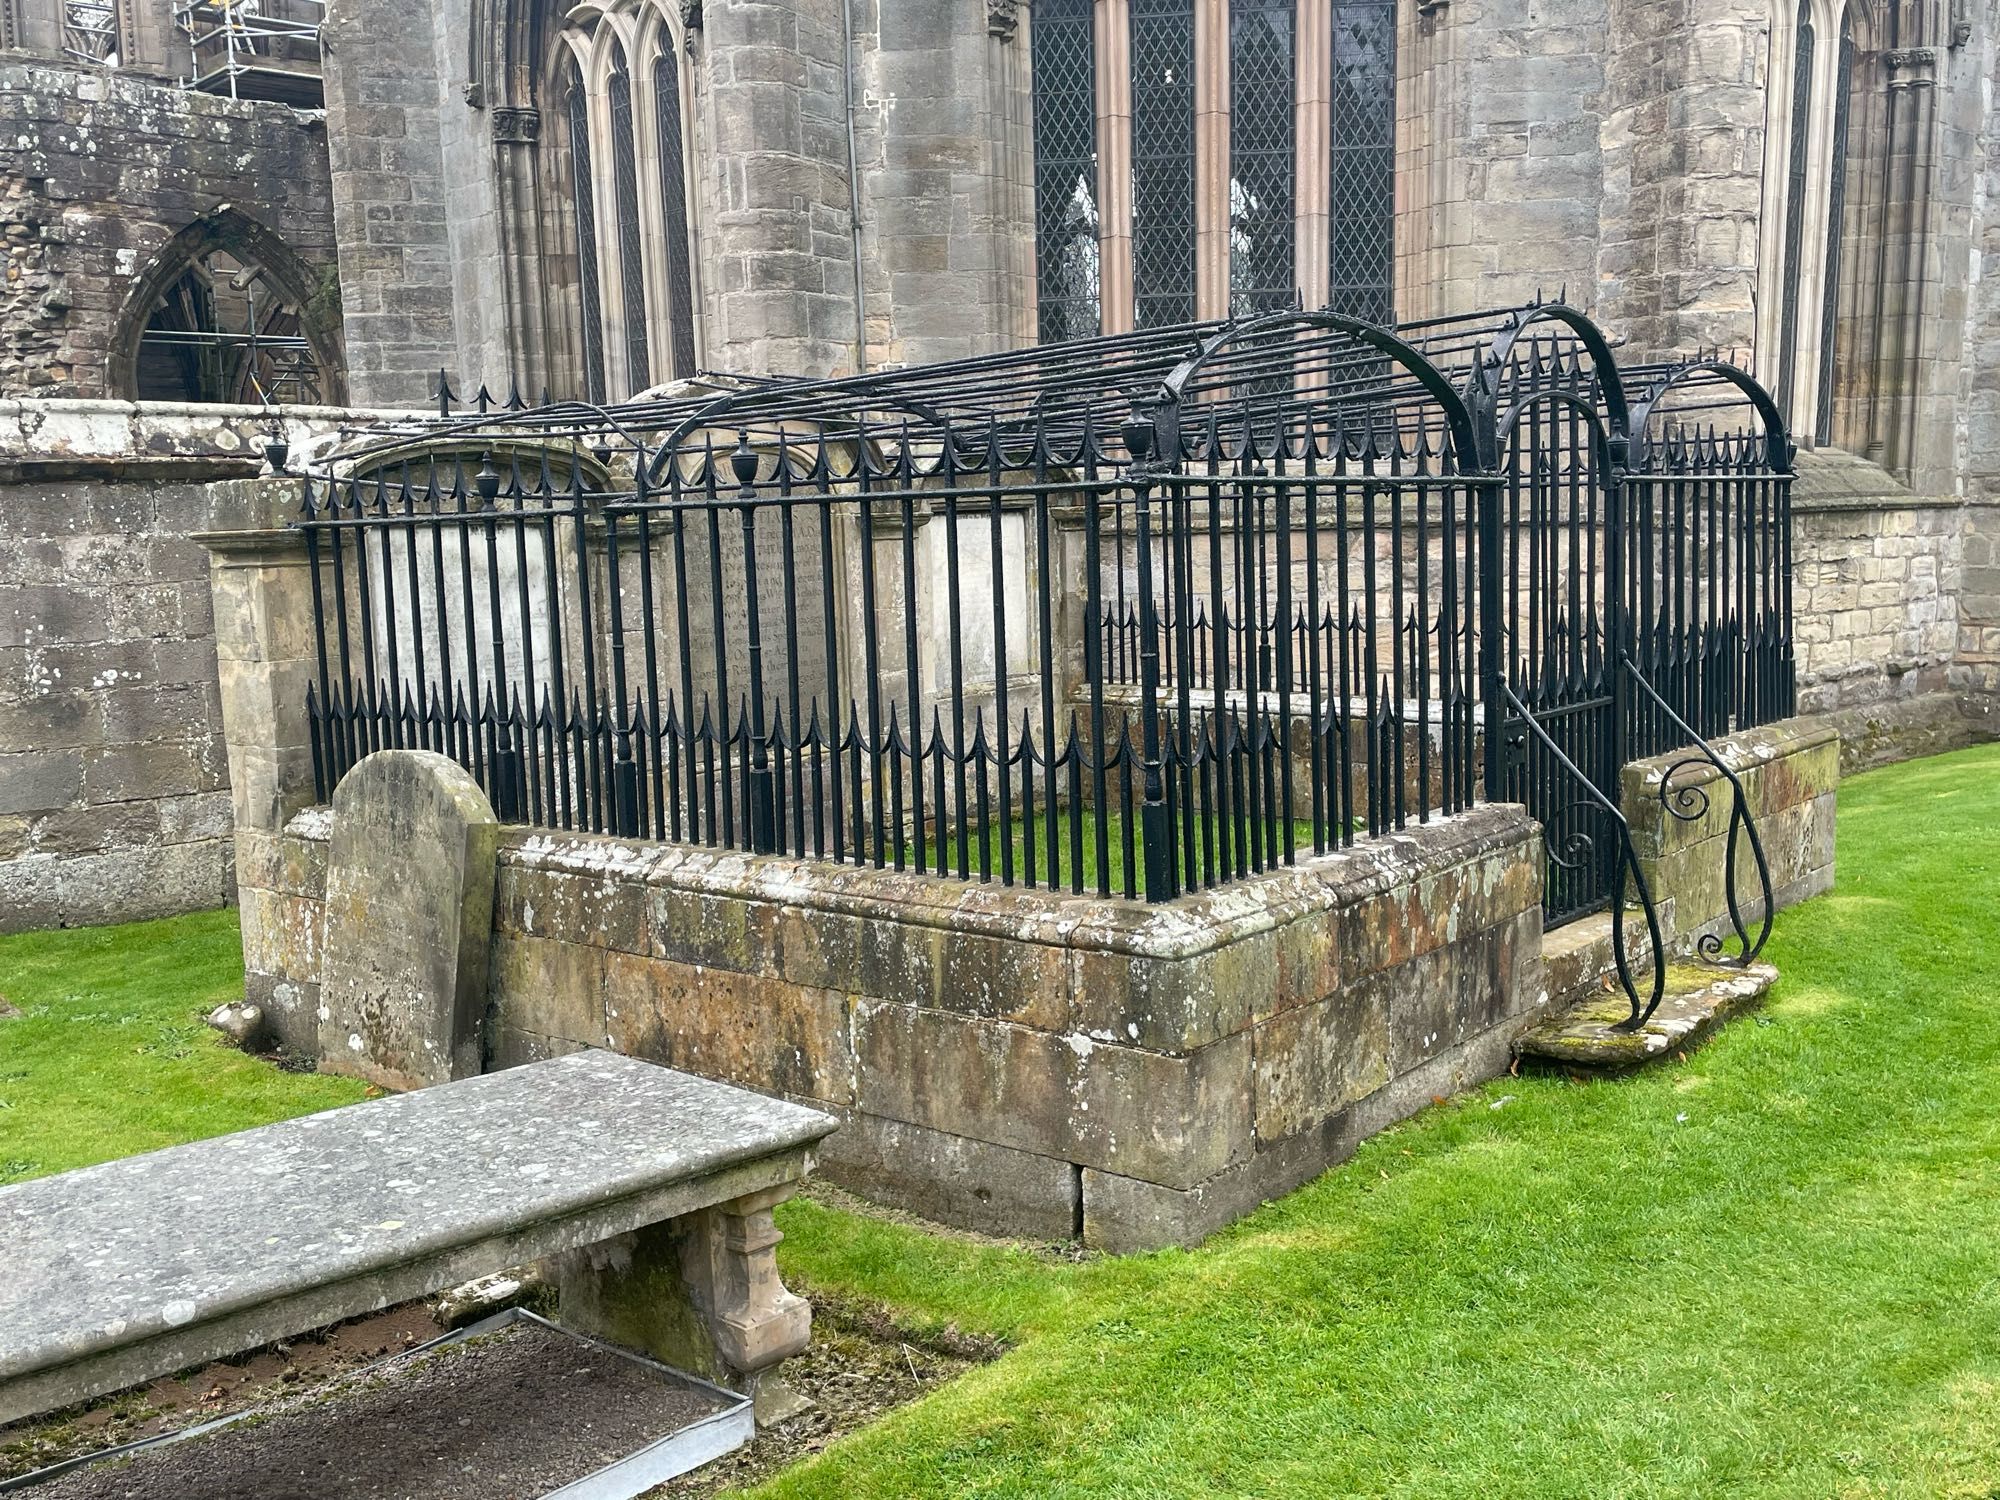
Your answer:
(1515, 962), (1779, 1071)
(0, 1052), (836, 1426)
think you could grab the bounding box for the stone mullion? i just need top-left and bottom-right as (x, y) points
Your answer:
(1193, 0), (1230, 319)
(588, 57), (638, 401)
(1293, 0), (1329, 311)
(1095, 0), (1135, 334)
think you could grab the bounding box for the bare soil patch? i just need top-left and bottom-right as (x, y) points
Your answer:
(647, 1294), (1000, 1498)
(0, 1303), (441, 1480)
(1, 1291), (998, 1497)
(22, 1320), (724, 1500)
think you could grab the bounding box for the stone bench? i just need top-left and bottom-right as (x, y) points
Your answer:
(0, 1051), (838, 1427)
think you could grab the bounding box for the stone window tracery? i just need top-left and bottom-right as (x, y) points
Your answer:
(1760, 0), (1855, 448)
(1030, 0), (1397, 337)
(62, 0), (119, 64)
(555, 0), (704, 401)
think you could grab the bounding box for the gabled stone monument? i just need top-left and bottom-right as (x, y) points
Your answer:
(319, 750), (500, 1090)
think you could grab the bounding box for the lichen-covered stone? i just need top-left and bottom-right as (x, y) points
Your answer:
(1516, 962), (1778, 1071)
(0, 1052), (836, 1424)
(318, 751), (500, 1091)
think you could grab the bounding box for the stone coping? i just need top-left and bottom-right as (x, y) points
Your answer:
(1622, 718), (1839, 796)
(1790, 448), (1957, 513)
(0, 1053), (836, 1412)
(481, 802), (1538, 963)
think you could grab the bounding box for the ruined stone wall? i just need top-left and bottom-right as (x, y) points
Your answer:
(693, 0), (860, 379)
(1596, 0), (1766, 365)
(1400, 0), (1606, 321)
(0, 56), (337, 399)
(316, 1), (461, 408)
(1789, 450), (1968, 767)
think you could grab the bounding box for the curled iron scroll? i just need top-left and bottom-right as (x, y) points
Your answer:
(1502, 686), (1667, 1031)
(1624, 659), (1775, 968)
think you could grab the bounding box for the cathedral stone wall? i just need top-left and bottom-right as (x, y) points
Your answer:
(318, 2), (461, 408)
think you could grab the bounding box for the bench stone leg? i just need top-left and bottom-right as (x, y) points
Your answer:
(555, 1182), (812, 1396)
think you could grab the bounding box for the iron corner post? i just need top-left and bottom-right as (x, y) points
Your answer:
(1126, 406), (1178, 902)
(1605, 429), (1632, 791)
(1466, 360), (1510, 802)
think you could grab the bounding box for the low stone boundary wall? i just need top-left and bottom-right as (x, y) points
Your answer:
(1622, 717), (1839, 956)
(0, 403), (409, 933)
(237, 797), (1547, 1253)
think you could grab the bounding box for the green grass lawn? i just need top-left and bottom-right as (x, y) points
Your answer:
(759, 742), (2000, 1498)
(2, 745), (1997, 1495)
(0, 909), (366, 1186)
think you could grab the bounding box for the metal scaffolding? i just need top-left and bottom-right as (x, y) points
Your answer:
(175, 0), (326, 106)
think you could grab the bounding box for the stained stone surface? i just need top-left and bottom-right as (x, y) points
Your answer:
(1515, 962), (1779, 1071)
(319, 751), (501, 1090)
(0, 1051), (837, 1426)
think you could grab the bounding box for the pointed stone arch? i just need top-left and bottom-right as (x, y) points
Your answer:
(108, 208), (346, 406)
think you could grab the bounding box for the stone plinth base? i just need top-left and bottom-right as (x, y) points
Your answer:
(1517, 962), (1777, 1071)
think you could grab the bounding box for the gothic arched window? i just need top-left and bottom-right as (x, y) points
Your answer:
(1761, 0), (1857, 448)
(1775, 0), (1815, 422)
(1029, 0), (1396, 339)
(553, 1), (705, 401)
(608, 42), (652, 393)
(1129, 0), (1198, 329)
(1815, 10), (1854, 447)
(652, 49), (699, 376)
(566, 59), (609, 404)
(1228, 0), (1295, 317)
(1329, 0), (1395, 323)
(1031, 0), (1101, 343)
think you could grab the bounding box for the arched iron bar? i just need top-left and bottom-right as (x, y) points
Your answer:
(647, 382), (958, 485)
(1627, 359), (1794, 468)
(311, 398), (654, 483)
(1619, 655), (1776, 968)
(1498, 682), (1667, 1030)
(1480, 302), (1633, 442)
(1155, 308), (1484, 474)
(1494, 386), (1614, 470)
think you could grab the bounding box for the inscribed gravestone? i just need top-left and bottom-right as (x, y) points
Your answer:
(319, 751), (500, 1090)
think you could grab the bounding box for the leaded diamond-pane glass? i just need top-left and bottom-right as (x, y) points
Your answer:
(1775, 0), (1813, 425)
(609, 47), (652, 396)
(1130, 0), (1196, 329)
(1032, 0), (1101, 343)
(567, 67), (607, 405)
(1329, 0), (1394, 323)
(1815, 10), (1853, 447)
(1229, 0), (1294, 317)
(653, 52), (699, 377)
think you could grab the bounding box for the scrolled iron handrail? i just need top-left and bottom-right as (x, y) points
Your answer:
(1619, 655), (1775, 968)
(1500, 684), (1666, 1031)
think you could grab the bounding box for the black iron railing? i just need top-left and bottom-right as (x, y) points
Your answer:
(296, 302), (1796, 962)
